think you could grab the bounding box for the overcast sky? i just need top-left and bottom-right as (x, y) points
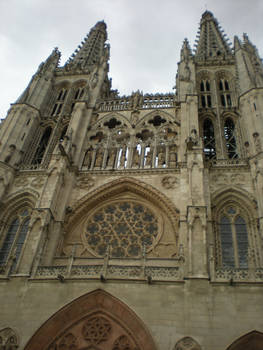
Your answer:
(0, 0), (263, 118)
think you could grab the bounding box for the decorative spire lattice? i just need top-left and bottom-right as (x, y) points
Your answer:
(194, 11), (233, 61)
(65, 21), (108, 69)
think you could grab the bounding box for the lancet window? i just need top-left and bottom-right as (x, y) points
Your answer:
(218, 206), (249, 268)
(224, 117), (238, 159)
(31, 126), (52, 165)
(0, 209), (31, 272)
(200, 79), (212, 108)
(51, 88), (68, 116)
(219, 79), (232, 107)
(203, 118), (216, 159)
(71, 86), (85, 112)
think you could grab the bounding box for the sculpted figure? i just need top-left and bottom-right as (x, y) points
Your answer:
(133, 149), (140, 167)
(83, 147), (93, 168)
(107, 149), (116, 168)
(95, 149), (104, 168)
(145, 150), (152, 167)
(158, 150), (166, 167)
(119, 148), (126, 167)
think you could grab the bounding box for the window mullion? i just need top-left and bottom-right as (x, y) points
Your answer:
(231, 217), (239, 268)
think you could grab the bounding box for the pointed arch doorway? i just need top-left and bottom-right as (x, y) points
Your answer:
(24, 289), (157, 350)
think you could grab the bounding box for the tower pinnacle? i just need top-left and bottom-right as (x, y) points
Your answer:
(65, 21), (108, 71)
(195, 11), (232, 61)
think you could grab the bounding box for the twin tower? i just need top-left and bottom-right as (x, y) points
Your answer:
(0, 11), (263, 350)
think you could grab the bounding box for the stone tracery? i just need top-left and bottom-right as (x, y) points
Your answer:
(82, 112), (179, 170)
(83, 201), (159, 257)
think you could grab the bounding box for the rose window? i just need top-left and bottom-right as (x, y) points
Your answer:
(84, 201), (159, 257)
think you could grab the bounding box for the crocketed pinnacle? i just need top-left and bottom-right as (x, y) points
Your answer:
(65, 21), (108, 69)
(195, 11), (232, 61)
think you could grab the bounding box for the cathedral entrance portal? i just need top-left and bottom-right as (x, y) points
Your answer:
(24, 289), (157, 350)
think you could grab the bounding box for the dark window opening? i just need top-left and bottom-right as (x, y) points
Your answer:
(221, 95), (226, 107)
(203, 118), (216, 159)
(224, 118), (238, 159)
(31, 127), (52, 165)
(201, 95), (206, 108)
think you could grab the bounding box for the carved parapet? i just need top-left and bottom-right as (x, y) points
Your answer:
(213, 267), (263, 283)
(35, 259), (183, 282)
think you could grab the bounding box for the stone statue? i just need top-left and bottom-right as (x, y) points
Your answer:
(119, 148), (126, 167)
(95, 149), (104, 168)
(107, 149), (116, 168)
(83, 147), (93, 168)
(133, 149), (140, 167)
(158, 150), (166, 167)
(145, 150), (152, 167)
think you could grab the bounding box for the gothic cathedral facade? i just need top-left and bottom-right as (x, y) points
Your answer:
(0, 11), (263, 350)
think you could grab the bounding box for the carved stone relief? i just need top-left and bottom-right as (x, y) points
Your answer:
(210, 172), (248, 192)
(162, 176), (179, 189)
(13, 175), (46, 189)
(47, 314), (137, 350)
(76, 175), (95, 190)
(82, 316), (112, 344)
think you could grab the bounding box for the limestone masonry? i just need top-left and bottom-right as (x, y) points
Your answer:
(0, 11), (263, 350)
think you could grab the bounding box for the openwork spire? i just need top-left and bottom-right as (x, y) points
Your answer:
(194, 11), (232, 61)
(65, 21), (108, 70)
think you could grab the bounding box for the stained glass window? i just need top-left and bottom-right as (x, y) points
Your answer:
(0, 209), (31, 272)
(219, 206), (249, 268)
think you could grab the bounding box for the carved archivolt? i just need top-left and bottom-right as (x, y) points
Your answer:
(0, 190), (37, 225)
(24, 289), (158, 350)
(211, 186), (257, 215)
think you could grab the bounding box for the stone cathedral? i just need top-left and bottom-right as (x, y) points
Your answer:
(0, 10), (263, 350)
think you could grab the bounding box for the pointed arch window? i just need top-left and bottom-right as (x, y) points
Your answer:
(219, 79), (232, 107)
(51, 88), (68, 116)
(31, 126), (52, 165)
(71, 86), (85, 112)
(219, 206), (249, 268)
(203, 118), (216, 159)
(200, 79), (212, 108)
(0, 209), (31, 272)
(224, 118), (238, 158)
